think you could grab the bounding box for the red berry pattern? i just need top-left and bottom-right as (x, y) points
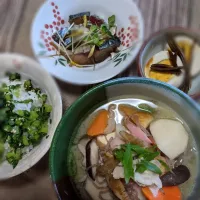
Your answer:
(12, 59), (22, 70)
(39, 3), (139, 52)
(40, 2), (66, 52)
(118, 16), (139, 47)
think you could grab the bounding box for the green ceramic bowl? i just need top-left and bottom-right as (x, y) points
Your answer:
(50, 77), (200, 200)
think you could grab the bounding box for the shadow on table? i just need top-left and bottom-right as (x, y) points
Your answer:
(0, 152), (57, 200)
(0, 151), (49, 186)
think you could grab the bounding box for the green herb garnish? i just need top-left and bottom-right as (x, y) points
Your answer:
(0, 72), (52, 168)
(138, 103), (156, 113)
(137, 160), (162, 174)
(108, 15), (116, 28)
(158, 159), (170, 171)
(123, 144), (134, 183)
(114, 143), (161, 183)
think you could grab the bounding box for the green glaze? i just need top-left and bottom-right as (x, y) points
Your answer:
(49, 77), (200, 200)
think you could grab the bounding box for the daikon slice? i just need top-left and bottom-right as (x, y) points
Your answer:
(150, 119), (189, 160)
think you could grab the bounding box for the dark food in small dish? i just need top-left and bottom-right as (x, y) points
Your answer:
(144, 34), (200, 94)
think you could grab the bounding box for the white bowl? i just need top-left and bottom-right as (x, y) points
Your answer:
(31, 0), (144, 85)
(0, 53), (62, 179)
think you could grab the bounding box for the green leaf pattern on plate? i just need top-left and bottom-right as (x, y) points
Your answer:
(113, 52), (129, 67)
(38, 42), (45, 49)
(55, 57), (68, 67)
(37, 39), (138, 68)
(38, 50), (47, 56)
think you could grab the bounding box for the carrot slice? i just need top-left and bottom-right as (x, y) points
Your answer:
(142, 186), (181, 200)
(87, 110), (109, 136)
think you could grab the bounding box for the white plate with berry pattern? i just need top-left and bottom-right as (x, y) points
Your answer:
(31, 0), (144, 85)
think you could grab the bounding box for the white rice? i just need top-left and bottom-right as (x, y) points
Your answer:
(2, 77), (43, 112)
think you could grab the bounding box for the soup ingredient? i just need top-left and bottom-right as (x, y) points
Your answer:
(106, 175), (129, 200)
(110, 136), (125, 150)
(73, 99), (195, 200)
(120, 131), (150, 147)
(124, 118), (152, 144)
(142, 186), (181, 200)
(119, 104), (154, 128)
(0, 72), (52, 168)
(134, 168), (162, 189)
(86, 139), (99, 180)
(114, 144), (162, 183)
(85, 178), (111, 200)
(149, 119), (189, 160)
(138, 103), (156, 114)
(161, 165), (190, 187)
(96, 132), (116, 149)
(87, 109), (108, 136)
(97, 155), (118, 177)
(113, 165), (124, 179)
(78, 137), (90, 166)
(156, 156), (169, 175)
(104, 104), (116, 134)
(124, 181), (145, 200)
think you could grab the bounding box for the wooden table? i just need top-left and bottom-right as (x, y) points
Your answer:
(0, 0), (200, 199)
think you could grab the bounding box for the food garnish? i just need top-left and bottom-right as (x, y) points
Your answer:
(49, 12), (121, 67)
(0, 73), (52, 168)
(72, 99), (193, 200)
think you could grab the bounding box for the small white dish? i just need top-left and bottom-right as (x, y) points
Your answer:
(31, 0), (144, 85)
(0, 53), (62, 179)
(138, 28), (200, 98)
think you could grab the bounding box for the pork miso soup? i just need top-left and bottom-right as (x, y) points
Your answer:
(67, 97), (197, 200)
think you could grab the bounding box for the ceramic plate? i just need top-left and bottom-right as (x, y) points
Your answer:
(0, 53), (62, 179)
(31, 0), (144, 85)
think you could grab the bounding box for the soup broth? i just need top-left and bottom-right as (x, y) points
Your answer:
(67, 97), (197, 200)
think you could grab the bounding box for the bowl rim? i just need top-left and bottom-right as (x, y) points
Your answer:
(0, 52), (63, 179)
(49, 76), (200, 198)
(137, 26), (200, 99)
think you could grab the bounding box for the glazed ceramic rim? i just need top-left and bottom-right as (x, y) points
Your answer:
(50, 77), (200, 198)
(137, 26), (200, 99)
(30, 0), (144, 85)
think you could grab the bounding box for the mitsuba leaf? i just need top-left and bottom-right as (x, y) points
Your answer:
(108, 15), (116, 28)
(158, 159), (170, 171)
(122, 143), (134, 183)
(140, 151), (160, 161)
(138, 160), (162, 174)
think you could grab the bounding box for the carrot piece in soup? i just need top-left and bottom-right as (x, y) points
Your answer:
(142, 186), (181, 200)
(87, 110), (109, 136)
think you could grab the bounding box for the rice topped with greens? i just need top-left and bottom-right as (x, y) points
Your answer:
(0, 72), (52, 168)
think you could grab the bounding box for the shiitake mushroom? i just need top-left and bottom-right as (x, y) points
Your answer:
(86, 139), (95, 181)
(161, 165), (190, 186)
